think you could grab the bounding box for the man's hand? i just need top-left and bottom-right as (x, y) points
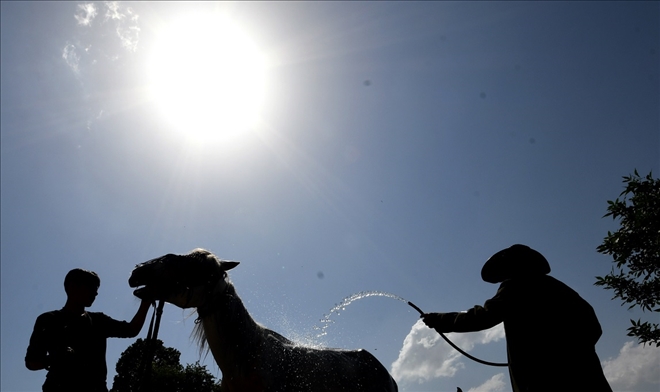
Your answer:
(127, 298), (155, 337)
(421, 312), (443, 329)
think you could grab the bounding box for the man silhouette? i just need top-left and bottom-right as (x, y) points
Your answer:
(422, 245), (612, 392)
(26, 268), (153, 392)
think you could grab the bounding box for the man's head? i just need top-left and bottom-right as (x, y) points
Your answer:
(64, 269), (100, 307)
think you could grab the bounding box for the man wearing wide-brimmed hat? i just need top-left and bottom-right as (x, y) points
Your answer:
(422, 244), (612, 392)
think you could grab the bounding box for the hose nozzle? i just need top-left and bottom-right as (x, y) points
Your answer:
(407, 301), (425, 316)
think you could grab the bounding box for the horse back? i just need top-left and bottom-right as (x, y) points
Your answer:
(269, 344), (398, 392)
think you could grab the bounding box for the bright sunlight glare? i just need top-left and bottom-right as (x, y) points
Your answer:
(147, 14), (266, 145)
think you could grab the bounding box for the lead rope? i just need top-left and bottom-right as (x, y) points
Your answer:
(407, 301), (508, 367)
(152, 300), (165, 340)
(140, 300), (166, 392)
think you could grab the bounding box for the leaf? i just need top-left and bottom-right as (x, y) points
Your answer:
(597, 170), (660, 346)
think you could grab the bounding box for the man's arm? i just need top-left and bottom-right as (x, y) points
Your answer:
(127, 299), (153, 338)
(25, 314), (50, 371)
(422, 282), (509, 332)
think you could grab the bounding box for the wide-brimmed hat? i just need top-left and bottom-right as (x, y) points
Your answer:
(481, 244), (551, 283)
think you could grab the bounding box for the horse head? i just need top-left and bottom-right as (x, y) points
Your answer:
(129, 248), (239, 309)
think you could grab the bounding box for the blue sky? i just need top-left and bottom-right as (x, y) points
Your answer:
(1, 2), (658, 391)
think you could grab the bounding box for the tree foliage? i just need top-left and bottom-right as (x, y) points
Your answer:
(596, 170), (660, 346)
(111, 338), (221, 392)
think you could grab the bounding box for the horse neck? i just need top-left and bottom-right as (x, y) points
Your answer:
(200, 283), (263, 374)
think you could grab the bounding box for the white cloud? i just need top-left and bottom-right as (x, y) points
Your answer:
(61, 1), (142, 133)
(467, 373), (507, 392)
(74, 3), (98, 26)
(602, 341), (660, 391)
(391, 320), (505, 384)
(115, 24), (140, 52)
(104, 1), (123, 20)
(104, 2), (140, 52)
(62, 43), (80, 73)
(63, 1), (141, 77)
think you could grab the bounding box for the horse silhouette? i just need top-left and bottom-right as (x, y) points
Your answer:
(129, 248), (398, 392)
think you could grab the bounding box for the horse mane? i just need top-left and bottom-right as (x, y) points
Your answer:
(191, 304), (211, 355)
(191, 277), (266, 356)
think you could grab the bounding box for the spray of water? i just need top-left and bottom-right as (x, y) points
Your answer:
(307, 291), (507, 367)
(314, 291), (407, 338)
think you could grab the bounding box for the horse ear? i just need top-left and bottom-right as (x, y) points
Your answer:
(220, 261), (239, 271)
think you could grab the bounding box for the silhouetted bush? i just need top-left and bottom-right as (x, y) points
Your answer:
(111, 338), (221, 392)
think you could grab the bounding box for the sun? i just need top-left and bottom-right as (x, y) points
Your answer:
(147, 14), (266, 144)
